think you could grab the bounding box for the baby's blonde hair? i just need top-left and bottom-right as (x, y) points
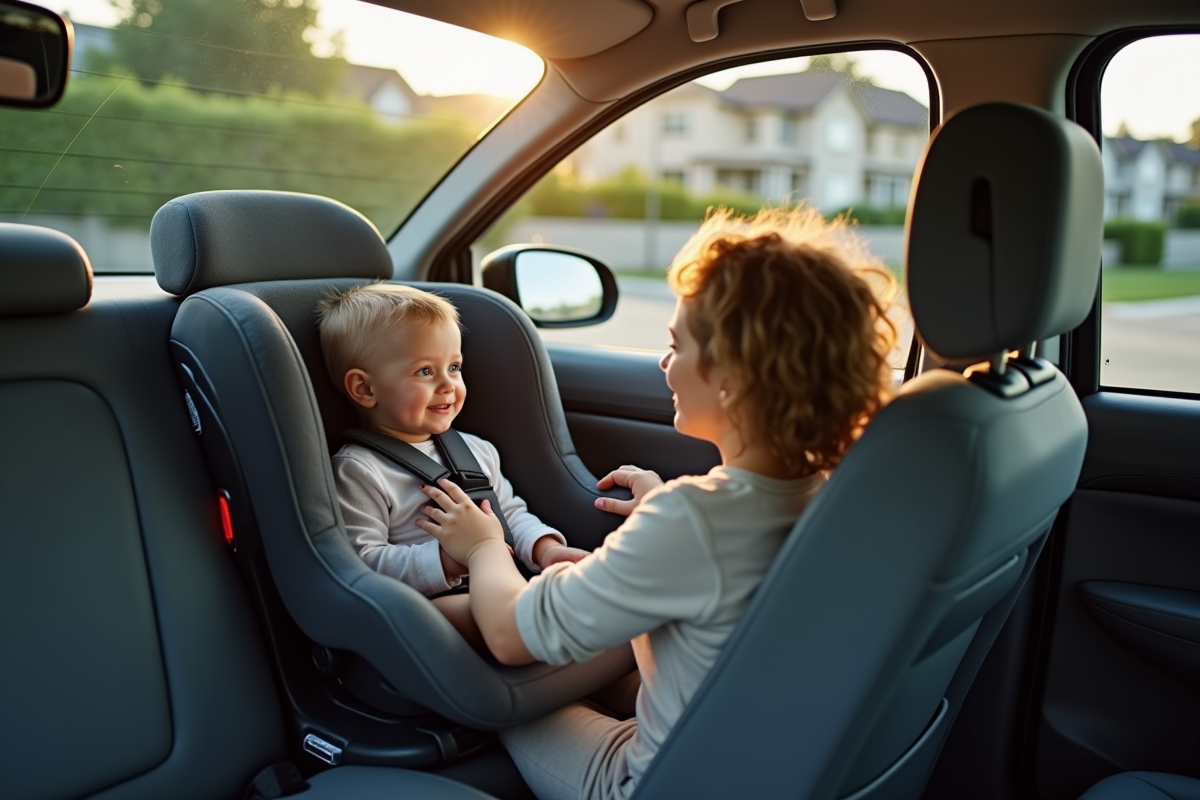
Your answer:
(317, 283), (460, 392)
(668, 206), (897, 477)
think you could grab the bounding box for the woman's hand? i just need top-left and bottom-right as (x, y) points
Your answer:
(595, 465), (664, 517)
(416, 479), (506, 566)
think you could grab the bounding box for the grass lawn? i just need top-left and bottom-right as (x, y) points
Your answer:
(1102, 267), (1200, 302)
(620, 266), (1200, 302)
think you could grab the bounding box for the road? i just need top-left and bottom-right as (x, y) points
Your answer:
(540, 276), (1200, 395)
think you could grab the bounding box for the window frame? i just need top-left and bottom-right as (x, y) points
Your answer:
(426, 42), (939, 373)
(1064, 25), (1200, 401)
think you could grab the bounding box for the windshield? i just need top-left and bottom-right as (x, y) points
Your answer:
(0, 0), (543, 273)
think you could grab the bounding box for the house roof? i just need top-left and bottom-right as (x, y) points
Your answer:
(1106, 136), (1200, 166)
(719, 71), (927, 127)
(1106, 136), (1149, 160)
(341, 64), (416, 101)
(1166, 141), (1200, 166)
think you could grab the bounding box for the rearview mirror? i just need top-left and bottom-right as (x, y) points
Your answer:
(0, 0), (71, 108)
(481, 245), (619, 328)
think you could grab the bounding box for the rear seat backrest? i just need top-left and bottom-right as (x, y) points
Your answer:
(0, 223), (286, 800)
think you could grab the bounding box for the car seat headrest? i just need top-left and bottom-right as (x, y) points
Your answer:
(906, 102), (1103, 361)
(0, 223), (93, 316)
(150, 190), (393, 296)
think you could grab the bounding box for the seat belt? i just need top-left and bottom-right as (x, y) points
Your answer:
(342, 427), (532, 578)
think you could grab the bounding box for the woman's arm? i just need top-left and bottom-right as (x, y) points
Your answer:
(415, 479), (534, 665)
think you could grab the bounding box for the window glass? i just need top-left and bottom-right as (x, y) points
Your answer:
(1099, 34), (1200, 394)
(476, 49), (929, 367)
(2, 0), (543, 273)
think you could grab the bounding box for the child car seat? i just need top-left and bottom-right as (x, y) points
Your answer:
(150, 191), (634, 768)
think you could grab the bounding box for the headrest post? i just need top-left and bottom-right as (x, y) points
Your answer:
(989, 352), (1008, 376)
(1018, 342), (1037, 360)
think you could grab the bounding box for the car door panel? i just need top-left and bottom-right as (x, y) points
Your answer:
(546, 343), (721, 481)
(1034, 393), (1200, 800)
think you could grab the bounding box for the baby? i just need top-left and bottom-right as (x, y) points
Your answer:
(318, 283), (588, 647)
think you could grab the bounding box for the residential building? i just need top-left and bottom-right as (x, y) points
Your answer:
(570, 70), (929, 212)
(1103, 136), (1200, 222)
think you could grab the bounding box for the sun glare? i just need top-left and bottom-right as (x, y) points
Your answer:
(51, 0), (545, 100)
(317, 0), (544, 98)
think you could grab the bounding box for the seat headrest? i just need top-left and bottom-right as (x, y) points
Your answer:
(0, 223), (92, 316)
(150, 190), (393, 296)
(906, 103), (1104, 360)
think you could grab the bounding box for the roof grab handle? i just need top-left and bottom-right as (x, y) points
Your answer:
(798, 0), (838, 21)
(686, 0), (746, 43)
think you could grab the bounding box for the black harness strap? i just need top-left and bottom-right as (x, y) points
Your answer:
(342, 427), (530, 577)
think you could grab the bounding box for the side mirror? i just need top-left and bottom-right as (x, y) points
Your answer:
(0, 0), (71, 108)
(481, 245), (619, 328)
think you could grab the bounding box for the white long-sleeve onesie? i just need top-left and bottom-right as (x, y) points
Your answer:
(332, 432), (565, 596)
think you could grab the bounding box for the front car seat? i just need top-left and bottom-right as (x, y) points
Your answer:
(150, 191), (635, 756)
(628, 102), (1104, 799)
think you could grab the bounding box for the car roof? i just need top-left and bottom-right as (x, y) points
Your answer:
(384, 0), (1199, 101)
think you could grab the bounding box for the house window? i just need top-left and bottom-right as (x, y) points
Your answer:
(745, 116), (758, 143)
(717, 169), (762, 195)
(893, 135), (906, 158)
(780, 116), (798, 146)
(826, 117), (854, 154)
(662, 111), (690, 136)
(662, 170), (685, 185)
(791, 170), (808, 196)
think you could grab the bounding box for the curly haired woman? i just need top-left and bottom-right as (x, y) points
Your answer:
(414, 205), (898, 800)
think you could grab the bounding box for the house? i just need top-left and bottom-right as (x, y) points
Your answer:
(340, 64), (419, 123)
(1103, 135), (1200, 222)
(570, 70), (929, 212)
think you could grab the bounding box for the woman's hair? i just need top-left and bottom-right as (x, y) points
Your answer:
(317, 282), (460, 391)
(668, 205), (898, 477)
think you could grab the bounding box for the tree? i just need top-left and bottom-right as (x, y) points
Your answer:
(1190, 116), (1200, 149)
(88, 0), (345, 98)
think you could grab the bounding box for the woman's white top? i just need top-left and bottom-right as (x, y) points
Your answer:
(516, 465), (825, 794)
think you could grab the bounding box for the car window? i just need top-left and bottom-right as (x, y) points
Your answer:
(474, 49), (930, 369)
(1, 0), (543, 274)
(1099, 34), (1200, 395)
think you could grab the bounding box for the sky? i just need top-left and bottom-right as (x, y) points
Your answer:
(50, 0), (1200, 141)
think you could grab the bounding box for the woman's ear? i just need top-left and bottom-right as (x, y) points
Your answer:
(344, 369), (377, 409)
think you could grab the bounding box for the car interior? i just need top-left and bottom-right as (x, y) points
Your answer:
(2, 1), (1199, 799)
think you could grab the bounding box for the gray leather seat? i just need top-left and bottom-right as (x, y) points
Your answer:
(1080, 773), (1200, 800)
(627, 102), (1104, 799)
(151, 190), (634, 739)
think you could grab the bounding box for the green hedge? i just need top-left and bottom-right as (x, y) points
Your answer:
(0, 72), (479, 234)
(1104, 218), (1166, 266)
(1178, 202), (1200, 229)
(519, 168), (765, 221)
(832, 205), (908, 225)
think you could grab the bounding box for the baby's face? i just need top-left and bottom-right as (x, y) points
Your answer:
(359, 320), (465, 442)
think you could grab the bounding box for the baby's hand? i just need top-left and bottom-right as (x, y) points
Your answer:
(595, 465), (664, 517)
(416, 479), (506, 566)
(537, 543), (590, 569)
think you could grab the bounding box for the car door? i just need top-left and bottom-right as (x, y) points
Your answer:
(1022, 30), (1200, 800)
